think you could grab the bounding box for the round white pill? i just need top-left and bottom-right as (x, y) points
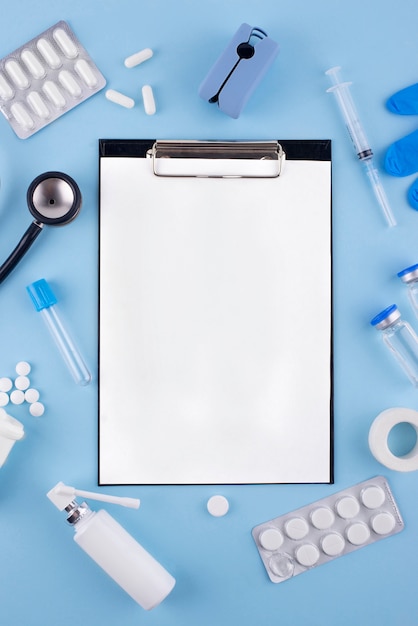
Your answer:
(141, 84), (156, 115)
(360, 485), (385, 509)
(321, 532), (346, 556)
(268, 553), (294, 578)
(0, 392), (9, 407)
(207, 495), (229, 517)
(346, 522), (371, 545)
(259, 528), (284, 551)
(29, 402), (45, 417)
(15, 376), (30, 391)
(24, 388), (40, 404)
(295, 543), (320, 567)
(10, 389), (25, 405)
(311, 506), (335, 530)
(336, 496), (360, 519)
(284, 517), (309, 540)
(371, 512), (396, 535)
(124, 47), (153, 68)
(105, 89), (135, 109)
(0, 377), (13, 392)
(16, 361), (31, 376)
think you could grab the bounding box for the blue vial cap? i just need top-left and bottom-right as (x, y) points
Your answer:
(397, 263), (418, 279)
(26, 278), (57, 311)
(370, 304), (398, 327)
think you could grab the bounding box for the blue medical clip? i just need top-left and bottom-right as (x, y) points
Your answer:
(199, 23), (279, 119)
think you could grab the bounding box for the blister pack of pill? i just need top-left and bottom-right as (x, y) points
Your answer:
(252, 476), (404, 584)
(0, 21), (106, 138)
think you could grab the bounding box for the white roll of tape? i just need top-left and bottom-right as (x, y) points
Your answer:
(368, 407), (418, 472)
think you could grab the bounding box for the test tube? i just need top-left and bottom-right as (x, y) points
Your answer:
(26, 278), (91, 386)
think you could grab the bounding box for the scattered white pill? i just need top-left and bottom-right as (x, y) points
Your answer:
(310, 506), (335, 530)
(37, 38), (62, 69)
(14, 376), (30, 391)
(284, 517), (309, 540)
(10, 389), (25, 405)
(336, 496), (360, 519)
(105, 88), (135, 109)
(295, 543), (320, 567)
(124, 47), (153, 68)
(16, 361), (31, 376)
(10, 102), (35, 130)
(207, 495), (229, 517)
(142, 84), (156, 115)
(27, 91), (50, 119)
(346, 522), (371, 546)
(58, 70), (82, 98)
(24, 388), (40, 404)
(21, 49), (46, 79)
(0, 72), (14, 100)
(29, 401), (45, 417)
(74, 59), (98, 89)
(0, 377), (13, 392)
(360, 485), (386, 509)
(5, 59), (30, 89)
(371, 512), (396, 535)
(259, 528), (284, 551)
(0, 392), (9, 407)
(43, 80), (66, 109)
(321, 532), (346, 556)
(53, 28), (79, 59)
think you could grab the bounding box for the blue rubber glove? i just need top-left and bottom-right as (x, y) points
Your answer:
(384, 83), (418, 210)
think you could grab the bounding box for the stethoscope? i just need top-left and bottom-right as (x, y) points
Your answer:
(0, 171), (82, 284)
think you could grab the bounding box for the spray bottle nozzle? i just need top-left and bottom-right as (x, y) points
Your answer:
(47, 481), (140, 511)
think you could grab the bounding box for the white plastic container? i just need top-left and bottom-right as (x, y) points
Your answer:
(47, 482), (175, 610)
(0, 409), (24, 467)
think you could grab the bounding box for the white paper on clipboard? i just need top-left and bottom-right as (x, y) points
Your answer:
(98, 139), (332, 485)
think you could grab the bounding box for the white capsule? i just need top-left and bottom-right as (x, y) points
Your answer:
(74, 59), (98, 89)
(24, 388), (40, 404)
(105, 89), (135, 109)
(10, 102), (35, 130)
(0, 377), (13, 392)
(58, 70), (82, 98)
(15, 361), (31, 376)
(29, 401), (45, 417)
(142, 84), (156, 115)
(37, 38), (62, 69)
(53, 28), (78, 59)
(124, 47), (153, 68)
(5, 59), (30, 89)
(43, 81), (66, 109)
(27, 91), (50, 119)
(0, 72), (14, 100)
(21, 49), (46, 79)
(10, 389), (25, 405)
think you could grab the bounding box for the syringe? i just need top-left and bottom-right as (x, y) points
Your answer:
(325, 66), (396, 228)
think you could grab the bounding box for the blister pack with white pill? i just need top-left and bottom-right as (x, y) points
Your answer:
(252, 476), (404, 584)
(0, 20), (106, 138)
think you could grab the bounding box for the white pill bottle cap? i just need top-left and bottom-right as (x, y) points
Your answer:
(0, 409), (24, 467)
(47, 482), (176, 610)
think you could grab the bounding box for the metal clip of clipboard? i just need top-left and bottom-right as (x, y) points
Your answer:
(147, 140), (285, 178)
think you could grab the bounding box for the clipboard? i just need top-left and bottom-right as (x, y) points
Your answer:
(98, 139), (333, 485)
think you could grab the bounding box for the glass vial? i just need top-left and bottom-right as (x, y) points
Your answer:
(370, 304), (418, 386)
(398, 264), (418, 319)
(65, 501), (175, 610)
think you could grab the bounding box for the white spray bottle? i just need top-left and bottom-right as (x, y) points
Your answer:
(47, 482), (176, 610)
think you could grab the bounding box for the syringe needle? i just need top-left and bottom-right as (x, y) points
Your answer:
(325, 66), (396, 228)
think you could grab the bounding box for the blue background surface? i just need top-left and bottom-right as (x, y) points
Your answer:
(1, 1), (418, 624)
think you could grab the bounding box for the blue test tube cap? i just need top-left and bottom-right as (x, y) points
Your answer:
(26, 278), (57, 311)
(370, 304), (398, 327)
